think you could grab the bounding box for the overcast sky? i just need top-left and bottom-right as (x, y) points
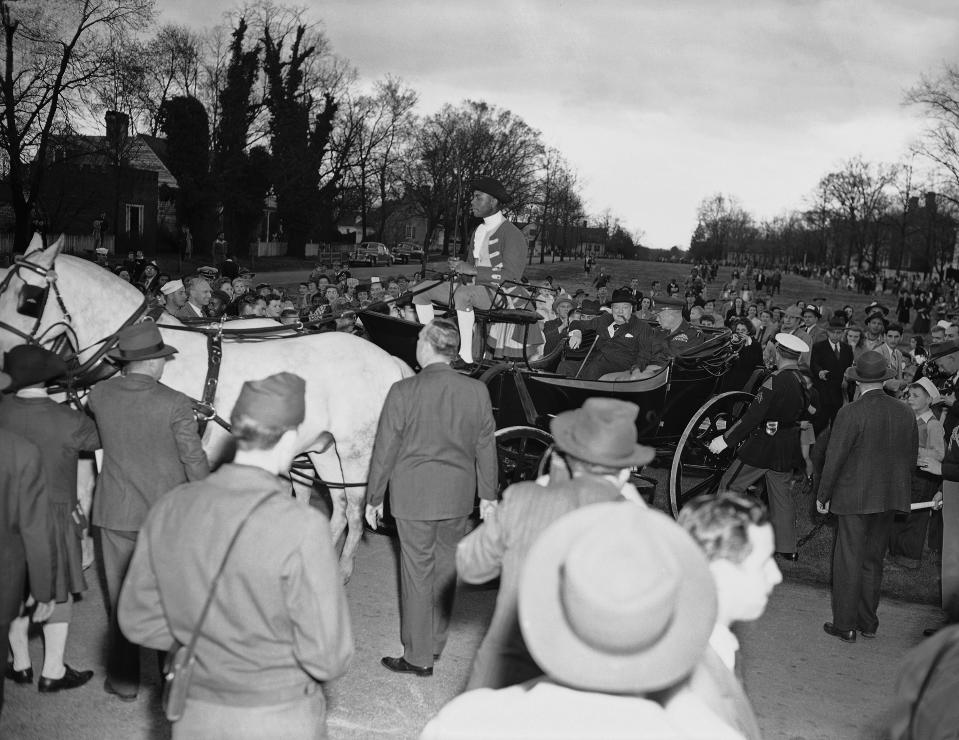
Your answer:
(161, 0), (959, 249)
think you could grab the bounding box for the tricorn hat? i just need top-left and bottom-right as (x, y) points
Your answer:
(107, 323), (177, 362)
(471, 175), (511, 205)
(519, 502), (717, 693)
(550, 398), (655, 469)
(844, 350), (894, 383)
(2, 345), (69, 392)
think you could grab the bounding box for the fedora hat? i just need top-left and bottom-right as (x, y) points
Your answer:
(610, 288), (634, 305)
(471, 175), (511, 205)
(844, 350), (894, 383)
(552, 293), (574, 312)
(107, 323), (177, 362)
(827, 315), (846, 329)
(577, 298), (602, 316)
(2, 345), (68, 392)
(929, 339), (959, 361)
(550, 398), (655, 469)
(519, 502), (717, 693)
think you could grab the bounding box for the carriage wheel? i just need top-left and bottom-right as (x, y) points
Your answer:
(668, 391), (754, 518)
(495, 426), (553, 493)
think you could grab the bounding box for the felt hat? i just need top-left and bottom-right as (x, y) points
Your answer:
(802, 303), (821, 318)
(578, 299), (601, 316)
(550, 398), (655, 469)
(783, 304), (804, 319)
(844, 350), (895, 383)
(471, 175), (511, 205)
(864, 301), (889, 316)
(107, 323), (177, 362)
(827, 315), (847, 329)
(160, 279), (184, 296)
(774, 332), (809, 357)
(552, 293), (574, 312)
(928, 339), (959, 360)
(911, 377), (942, 403)
(610, 288), (634, 305)
(519, 502), (717, 693)
(2, 345), (68, 391)
(230, 372), (306, 429)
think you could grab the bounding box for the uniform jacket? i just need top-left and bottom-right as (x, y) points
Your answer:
(367, 362), (497, 520)
(569, 313), (670, 380)
(0, 395), (100, 506)
(88, 373), (209, 531)
(810, 338), (853, 414)
(817, 390), (917, 515)
(0, 429), (55, 623)
(119, 464), (353, 704)
(465, 218), (527, 288)
(665, 320), (706, 355)
(723, 367), (806, 472)
(688, 646), (762, 740)
(456, 475), (627, 690)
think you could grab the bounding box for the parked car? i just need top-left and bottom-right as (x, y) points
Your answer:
(348, 242), (394, 267)
(392, 242), (425, 264)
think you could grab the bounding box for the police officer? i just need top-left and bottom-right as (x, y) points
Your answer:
(708, 333), (810, 560)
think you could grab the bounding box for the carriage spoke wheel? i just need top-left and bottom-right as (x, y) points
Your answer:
(495, 426), (554, 493)
(669, 391), (754, 518)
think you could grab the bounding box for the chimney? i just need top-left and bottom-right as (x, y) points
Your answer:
(908, 196), (919, 212)
(925, 191), (937, 214)
(105, 110), (129, 165)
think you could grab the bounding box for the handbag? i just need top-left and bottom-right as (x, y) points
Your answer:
(162, 490), (279, 722)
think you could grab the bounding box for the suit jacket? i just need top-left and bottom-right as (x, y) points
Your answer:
(569, 313), (669, 380)
(810, 338), (853, 413)
(119, 464), (353, 703)
(817, 390), (917, 515)
(88, 373), (209, 531)
(456, 475), (627, 689)
(0, 395), (100, 506)
(0, 429), (55, 623)
(175, 301), (205, 320)
(688, 645), (762, 740)
(367, 362), (497, 520)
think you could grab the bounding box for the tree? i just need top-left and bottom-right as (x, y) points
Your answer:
(689, 193), (754, 262)
(0, 0), (154, 249)
(905, 65), (959, 206)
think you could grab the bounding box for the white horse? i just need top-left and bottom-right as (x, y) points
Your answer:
(0, 237), (413, 581)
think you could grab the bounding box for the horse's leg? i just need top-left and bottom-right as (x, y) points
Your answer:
(309, 452), (351, 581)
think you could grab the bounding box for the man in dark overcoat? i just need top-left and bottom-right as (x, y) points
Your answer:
(366, 319), (498, 676)
(456, 398), (654, 690)
(710, 333), (809, 559)
(809, 315), (853, 433)
(411, 176), (528, 365)
(87, 322), (209, 700)
(0, 374), (56, 713)
(817, 351), (917, 642)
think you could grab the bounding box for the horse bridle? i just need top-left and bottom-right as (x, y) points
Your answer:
(0, 254), (76, 349)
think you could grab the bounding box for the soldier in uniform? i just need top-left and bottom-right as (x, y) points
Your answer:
(709, 333), (810, 560)
(411, 176), (527, 365)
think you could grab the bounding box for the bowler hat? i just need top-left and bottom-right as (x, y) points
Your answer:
(610, 288), (634, 305)
(844, 350), (894, 383)
(471, 175), (511, 205)
(107, 323), (177, 362)
(2, 345), (68, 392)
(550, 398), (655, 469)
(519, 502), (717, 693)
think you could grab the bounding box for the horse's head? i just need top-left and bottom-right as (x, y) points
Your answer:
(0, 234), (72, 363)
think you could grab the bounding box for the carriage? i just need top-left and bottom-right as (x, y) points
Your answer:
(357, 302), (760, 517)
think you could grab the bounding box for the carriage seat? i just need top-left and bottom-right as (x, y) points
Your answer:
(475, 307), (540, 326)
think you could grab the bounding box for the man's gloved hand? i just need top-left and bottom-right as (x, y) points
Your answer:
(707, 436), (728, 455)
(816, 499), (830, 515)
(365, 504), (384, 530)
(479, 499), (498, 521)
(568, 330), (583, 350)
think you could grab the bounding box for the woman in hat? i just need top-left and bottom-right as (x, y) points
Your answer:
(544, 294), (574, 356)
(0, 346), (100, 693)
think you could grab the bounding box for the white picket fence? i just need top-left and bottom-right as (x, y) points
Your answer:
(0, 233), (115, 256)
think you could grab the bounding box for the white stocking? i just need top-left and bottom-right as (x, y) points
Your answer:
(457, 310), (475, 363)
(8, 616), (30, 670)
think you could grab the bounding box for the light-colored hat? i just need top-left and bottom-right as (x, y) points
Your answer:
(519, 502), (717, 693)
(95, 247), (108, 255)
(936, 319), (952, 330)
(552, 293), (574, 312)
(774, 332), (809, 356)
(160, 279), (184, 296)
(911, 377), (941, 403)
(550, 398), (655, 469)
(370, 276), (381, 284)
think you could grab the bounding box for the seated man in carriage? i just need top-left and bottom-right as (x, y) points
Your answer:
(411, 176), (528, 365)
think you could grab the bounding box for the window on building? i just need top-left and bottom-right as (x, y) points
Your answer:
(125, 204), (144, 235)
(405, 224), (416, 240)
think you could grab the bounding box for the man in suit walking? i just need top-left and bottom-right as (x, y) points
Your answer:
(1, 414), (56, 714)
(810, 315), (854, 433)
(88, 323), (209, 700)
(817, 351), (917, 642)
(679, 491), (782, 740)
(456, 398), (654, 689)
(366, 319), (498, 676)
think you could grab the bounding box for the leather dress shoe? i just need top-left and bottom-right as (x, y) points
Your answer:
(775, 551), (799, 562)
(5, 665), (33, 684)
(381, 656), (433, 676)
(823, 622), (856, 643)
(38, 665), (93, 693)
(103, 678), (137, 702)
(859, 630), (876, 639)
